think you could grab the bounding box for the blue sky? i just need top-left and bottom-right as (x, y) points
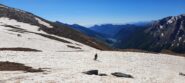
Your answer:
(1, 0), (185, 26)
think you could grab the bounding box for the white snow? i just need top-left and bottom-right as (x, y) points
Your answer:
(0, 51), (184, 83)
(0, 17), (43, 33)
(161, 33), (164, 37)
(167, 19), (173, 24)
(159, 25), (163, 29)
(0, 17), (96, 52)
(179, 37), (182, 41)
(35, 17), (53, 28)
(0, 17), (185, 83)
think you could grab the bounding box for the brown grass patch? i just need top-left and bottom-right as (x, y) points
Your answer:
(67, 45), (81, 49)
(0, 47), (42, 52)
(35, 33), (72, 43)
(0, 61), (43, 72)
(3, 25), (72, 44)
(116, 49), (157, 53)
(116, 49), (185, 57)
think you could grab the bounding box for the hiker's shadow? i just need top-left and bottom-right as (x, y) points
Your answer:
(94, 60), (102, 62)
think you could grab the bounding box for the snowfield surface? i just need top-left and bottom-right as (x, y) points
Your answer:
(0, 17), (96, 52)
(0, 17), (43, 33)
(34, 17), (53, 28)
(0, 17), (185, 83)
(0, 51), (185, 83)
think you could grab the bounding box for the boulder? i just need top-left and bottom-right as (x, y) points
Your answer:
(111, 72), (133, 78)
(83, 70), (98, 75)
(99, 73), (108, 76)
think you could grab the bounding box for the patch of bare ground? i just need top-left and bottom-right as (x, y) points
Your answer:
(116, 49), (185, 57)
(0, 61), (43, 72)
(161, 50), (185, 57)
(34, 33), (72, 43)
(0, 47), (41, 52)
(4, 24), (72, 44)
(116, 49), (157, 54)
(3, 25), (27, 33)
(67, 45), (81, 49)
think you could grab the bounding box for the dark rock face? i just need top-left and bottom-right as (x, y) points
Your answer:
(111, 72), (134, 78)
(113, 25), (149, 48)
(145, 15), (185, 53)
(90, 24), (125, 37)
(123, 14), (185, 53)
(88, 23), (152, 47)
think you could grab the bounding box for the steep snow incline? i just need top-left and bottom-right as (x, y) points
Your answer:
(0, 17), (97, 52)
(0, 17), (43, 33)
(34, 17), (53, 28)
(0, 51), (184, 83)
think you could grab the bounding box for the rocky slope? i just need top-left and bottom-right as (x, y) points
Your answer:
(55, 22), (110, 45)
(90, 24), (126, 37)
(0, 4), (111, 50)
(113, 25), (148, 48)
(123, 14), (185, 53)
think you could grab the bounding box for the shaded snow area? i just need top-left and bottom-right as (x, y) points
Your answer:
(0, 51), (184, 83)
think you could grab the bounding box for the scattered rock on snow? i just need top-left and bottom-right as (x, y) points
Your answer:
(179, 72), (185, 76)
(98, 73), (107, 76)
(83, 70), (108, 76)
(83, 70), (98, 75)
(17, 34), (21, 37)
(111, 72), (134, 78)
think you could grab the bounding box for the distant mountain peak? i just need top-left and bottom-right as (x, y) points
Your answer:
(123, 14), (185, 53)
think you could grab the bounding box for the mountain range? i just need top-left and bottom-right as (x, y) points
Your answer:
(1, 4), (185, 82)
(55, 22), (116, 46)
(123, 14), (185, 53)
(0, 4), (184, 53)
(62, 15), (185, 53)
(63, 22), (151, 47)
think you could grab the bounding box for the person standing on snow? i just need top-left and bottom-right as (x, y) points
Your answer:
(94, 53), (98, 61)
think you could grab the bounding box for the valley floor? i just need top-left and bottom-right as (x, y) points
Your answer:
(0, 51), (185, 83)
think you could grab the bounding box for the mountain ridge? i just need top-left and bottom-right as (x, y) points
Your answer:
(0, 4), (111, 50)
(122, 14), (185, 53)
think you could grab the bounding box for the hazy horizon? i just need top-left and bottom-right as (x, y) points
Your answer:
(1, 0), (185, 26)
